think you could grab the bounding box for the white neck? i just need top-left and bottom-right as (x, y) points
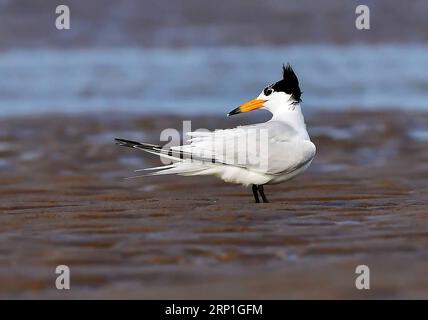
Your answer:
(267, 102), (310, 140)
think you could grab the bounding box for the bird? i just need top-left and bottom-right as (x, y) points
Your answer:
(116, 64), (316, 203)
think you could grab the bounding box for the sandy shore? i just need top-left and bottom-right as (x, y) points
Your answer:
(1, 110), (428, 299)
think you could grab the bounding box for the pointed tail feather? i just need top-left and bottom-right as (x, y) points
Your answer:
(115, 138), (174, 160)
(115, 137), (228, 179)
(134, 164), (175, 172)
(126, 162), (209, 179)
(115, 138), (205, 177)
(115, 138), (160, 150)
(115, 138), (225, 164)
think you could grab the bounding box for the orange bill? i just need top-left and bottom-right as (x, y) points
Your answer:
(227, 99), (266, 116)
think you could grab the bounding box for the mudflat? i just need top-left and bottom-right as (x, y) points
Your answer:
(1, 110), (427, 299)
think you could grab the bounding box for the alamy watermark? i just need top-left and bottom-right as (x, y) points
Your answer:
(54, 4), (370, 32)
(355, 5), (370, 30)
(55, 5), (71, 30)
(55, 265), (71, 290)
(157, 121), (270, 171)
(355, 265), (370, 290)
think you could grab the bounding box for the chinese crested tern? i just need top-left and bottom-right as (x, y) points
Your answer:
(116, 64), (316, 203)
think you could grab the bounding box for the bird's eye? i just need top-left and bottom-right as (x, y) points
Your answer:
(264, 87), (274, 96)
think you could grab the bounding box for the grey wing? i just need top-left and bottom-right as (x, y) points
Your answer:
(265, 138), (316, 175)
(174, 121), (315, 174)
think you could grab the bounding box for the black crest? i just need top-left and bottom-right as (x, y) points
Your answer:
(271, 63), (302, 102)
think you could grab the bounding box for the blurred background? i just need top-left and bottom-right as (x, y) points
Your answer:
(1, 0), (428, 115)
(1, 0), (428, 299)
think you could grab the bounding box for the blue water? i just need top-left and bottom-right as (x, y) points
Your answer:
(0, 45), (427, 116)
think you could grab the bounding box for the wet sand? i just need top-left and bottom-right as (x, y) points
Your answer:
(1, 110), (428, 299)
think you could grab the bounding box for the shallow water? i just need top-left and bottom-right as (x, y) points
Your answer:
(1, 45), (428, 116)
(0, 111), (427, 298)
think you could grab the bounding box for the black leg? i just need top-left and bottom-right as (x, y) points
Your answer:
(258, 185), (269, 203)
(252, 185), (260, 203)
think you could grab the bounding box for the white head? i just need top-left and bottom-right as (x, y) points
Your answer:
(228, 63), (302, 117)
